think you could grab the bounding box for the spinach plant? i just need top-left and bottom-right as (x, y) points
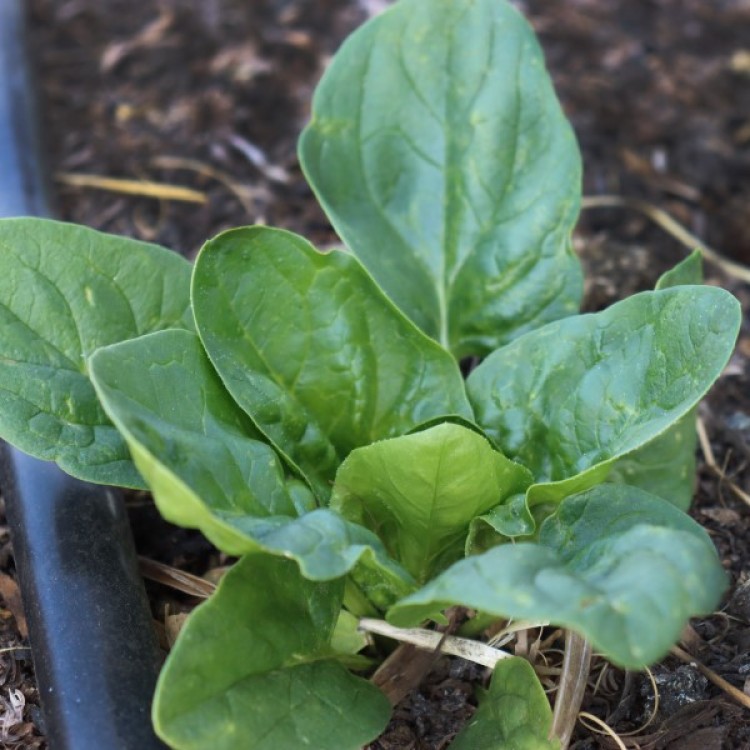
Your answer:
(0, 1), (740, 747)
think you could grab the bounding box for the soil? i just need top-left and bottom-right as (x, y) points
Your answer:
(1, 0), (749, 747)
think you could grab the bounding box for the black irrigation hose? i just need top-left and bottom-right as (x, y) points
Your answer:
(0, 3), (166, 748)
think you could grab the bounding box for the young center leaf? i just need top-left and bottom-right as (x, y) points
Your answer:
(299, 0), (582, 357)
(466, 493), (536, 554)
(467, 286), (741, 506)
(90, 329), (414, 599)
(191, 225), (472, 502)
(154, 555), (391, 750)
(388, 485), (727, 668)
(0, 218), (193, 486)
(450, 657), (559, 750)
(331, 422), (532, 583)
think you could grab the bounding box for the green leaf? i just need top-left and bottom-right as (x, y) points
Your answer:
(0, 218), (193, 486)
(90, 330), (414, 598)
(299, 0), (582, 357)
(451, 657), (559, 750)
(467, 287), (741, 506)
(192, 225), (472, 501)
(220, 510), (416, 602)
(330, 609), (370, 658)
(610, 254), (704, 509)
(154, 555), (390, 750)
(331, 423), (532, 582)
(90, 329), (302, 539)
(608, 411), (697, 510)
(388, 485), (727, 668)
(466, 493), (536, 555)
(655, 250), (703, 290)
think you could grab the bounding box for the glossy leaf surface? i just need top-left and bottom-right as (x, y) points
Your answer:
(192, 225), (472, 501)
(300, 0), (582, 357)
(388, 485), (726, 668)
(90, 329), (302, 537)
(467, 287), (740, 505)
(608, 253), (704, 509)
(331, 423), (532, 582)
(0, 218), (192, 486)
(154, 555), (390, 750)
(91, 330), (413, 595)
(451, 657), (559, 750)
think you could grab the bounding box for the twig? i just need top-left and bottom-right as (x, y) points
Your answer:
(670, 644), (750, 711)
(100, 11), (175, 73)
(550, 631), (592, 749)
(227, 134), (290, 183)
(697, 417), (750, 508)
(578, 711), (628, 750)
(56, 172), (207, 204)
(488, 619), (549, 649)
(696, 416), (717, 468)
(138, 557), (216, 598)
(152, 156), (267, 217)
(358, 618), (513, 669)
(581, 194), (750, 284)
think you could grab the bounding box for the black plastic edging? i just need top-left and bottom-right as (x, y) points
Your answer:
(0, 3), (166, 748)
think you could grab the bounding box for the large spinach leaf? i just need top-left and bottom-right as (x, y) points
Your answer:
(388, 485), (726, 668)
(300, 0), (582, 357)
(467, 286), (740, 506)
(606, 251), (706, 509)
(0, 218), (192, 486)
(154, 555), (390, 750)
(90, 329), (414, 598)
(192, 225), (472, 502)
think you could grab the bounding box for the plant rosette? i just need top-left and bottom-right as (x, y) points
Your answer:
(0, 1), (739, 748)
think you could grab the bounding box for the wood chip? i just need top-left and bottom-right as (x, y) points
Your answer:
(0, 574), (27, 639)
(138, 557), (216, 599)
(164, 611), (190, 648)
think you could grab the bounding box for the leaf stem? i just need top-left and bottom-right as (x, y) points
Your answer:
(358, 618), (513, 669)
(343, 579), (380, 618)
(456, 611), (499, 638)
(439, 309), (451, 352)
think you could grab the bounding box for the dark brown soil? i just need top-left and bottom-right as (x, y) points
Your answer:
(0, 1), (748, 747)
